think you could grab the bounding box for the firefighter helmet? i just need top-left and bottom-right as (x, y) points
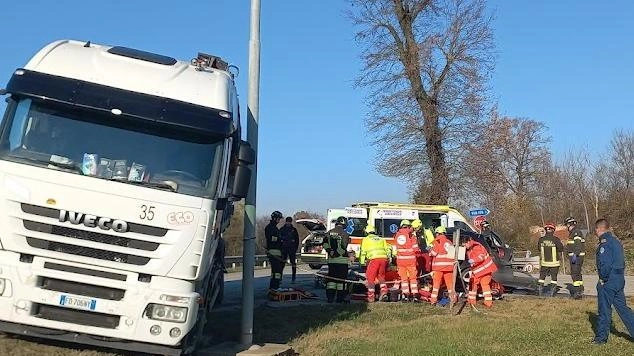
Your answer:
(270, 211), (283, 220)
(400, 219), (411, 227)
(411, 219), (423, 229)
(481, 220), (491, 229)
(564, 216), (577, 226)
(335, 216), (348, 226)
(435, 226), (447, 234)
(544, 222), (556, 231)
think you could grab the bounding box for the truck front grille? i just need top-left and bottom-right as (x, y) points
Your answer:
(26, 237), (150, 265)
(35, 304), (120, 329)
(23, 220), (159, 251)
(41, 277), (125, 301)
(18, 203), (168, 266)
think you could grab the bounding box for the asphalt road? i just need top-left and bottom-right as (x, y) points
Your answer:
(536, 273), (634, 297)
(219, 265), (327, 310)
(219, 265), (634, 307)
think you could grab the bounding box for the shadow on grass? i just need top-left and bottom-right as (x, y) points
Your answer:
(2, 333), (139, 356)
(586, 311), (634, 342)
(206, 302), (368, 345)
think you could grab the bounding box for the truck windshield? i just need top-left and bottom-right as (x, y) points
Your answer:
(0, 98), (224, 198)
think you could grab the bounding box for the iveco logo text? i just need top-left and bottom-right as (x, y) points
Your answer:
(58, 210), (129, 233)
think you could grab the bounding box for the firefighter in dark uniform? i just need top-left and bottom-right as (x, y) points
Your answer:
(265, 211), (285, 290)
(323, 216), (350, 303)
(537, 223), (564, 297)
(592, 218), (634, 344)
(280, 217), (300, 283)
(564, 216), (585, 299)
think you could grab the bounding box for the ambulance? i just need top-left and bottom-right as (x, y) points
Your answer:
(300, 202), (474, 267)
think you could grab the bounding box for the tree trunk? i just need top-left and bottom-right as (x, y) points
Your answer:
(422, 106), (449, 204)
(581, 197), (590, 231)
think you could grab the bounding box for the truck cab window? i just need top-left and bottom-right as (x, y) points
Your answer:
(0, 98), (225, 198)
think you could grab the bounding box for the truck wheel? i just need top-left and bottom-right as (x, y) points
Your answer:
(309, 264), (322, 270)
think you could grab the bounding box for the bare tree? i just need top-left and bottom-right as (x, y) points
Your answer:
(463, 115), (551, 243)
(561, 149), (594, 229)
(467, 116), (551, 201)
(349, 0), (495, 204)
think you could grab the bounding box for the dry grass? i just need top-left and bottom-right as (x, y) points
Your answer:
(3, 296), (634, 356)
(287, 297), (634, 356)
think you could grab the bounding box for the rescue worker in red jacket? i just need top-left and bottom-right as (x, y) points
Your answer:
(465, 235), (498, 308)
(359, 225), (392, 302)
(429, 226), (456, 305)
(394, 219), (421, 302)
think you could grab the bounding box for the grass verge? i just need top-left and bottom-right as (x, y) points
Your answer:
(210, 296), (634, 356)
(1, 296), (633, 355)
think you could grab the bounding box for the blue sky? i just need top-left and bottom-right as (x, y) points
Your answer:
(1, 1), (633, 217)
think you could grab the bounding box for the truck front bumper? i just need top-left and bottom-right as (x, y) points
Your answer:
(0, 250), (200, 351)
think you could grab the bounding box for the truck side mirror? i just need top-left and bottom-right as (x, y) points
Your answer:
(231, 141), (256, 199)
(237, 140), (256, 165)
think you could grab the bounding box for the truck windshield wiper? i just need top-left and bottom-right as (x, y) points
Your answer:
(110, 179), (178, 192)
(9, 155), (84, 175)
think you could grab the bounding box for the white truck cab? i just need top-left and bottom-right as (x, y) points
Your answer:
(0, 40), (254, 355)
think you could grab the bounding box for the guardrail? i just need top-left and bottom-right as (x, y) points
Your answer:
(224, 254), (302, 270)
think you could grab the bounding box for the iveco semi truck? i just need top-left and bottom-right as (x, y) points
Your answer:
(0, 40), (254, 355)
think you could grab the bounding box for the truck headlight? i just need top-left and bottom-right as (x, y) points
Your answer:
(145, 304), (188, 323)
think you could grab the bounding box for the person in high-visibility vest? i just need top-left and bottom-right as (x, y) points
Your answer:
(465, 235), (498, 307)
(323, 216), (350, 303)
(394, 220), (421, 302)
(564, 216), (585, 299)
(429, 226), (456, 305)
(537, 222), (564, 297)
(359, 225), (392, 302)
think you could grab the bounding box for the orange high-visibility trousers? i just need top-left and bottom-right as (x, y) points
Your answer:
(397, 265), (418, 297)
(430, 271), (455, 304)
(469, 274), (493, 307)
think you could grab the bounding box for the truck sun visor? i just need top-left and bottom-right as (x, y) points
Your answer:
(6, 69), (235, 137)
(106, 46), (177, 66)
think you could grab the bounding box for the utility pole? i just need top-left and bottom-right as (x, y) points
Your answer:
(241, 0), (261, 347)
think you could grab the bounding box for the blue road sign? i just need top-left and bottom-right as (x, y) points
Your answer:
(389, 224), (398, 234)
(469, 209), (490, 217)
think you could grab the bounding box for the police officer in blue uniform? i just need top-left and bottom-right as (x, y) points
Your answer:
(593, 218), (634, 344)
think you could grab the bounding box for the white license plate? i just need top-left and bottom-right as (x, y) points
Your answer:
(59, 294), (96, 311)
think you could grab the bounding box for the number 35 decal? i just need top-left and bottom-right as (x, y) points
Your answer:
(140, 205), (155, 221)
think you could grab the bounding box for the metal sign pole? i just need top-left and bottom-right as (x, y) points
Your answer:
(450, 229), (460, 312)
(240, 0), (261, 347)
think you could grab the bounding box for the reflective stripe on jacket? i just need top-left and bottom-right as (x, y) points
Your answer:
(359, 234), (391, 265)
(394, 228), (420, 266)
(466, 241), (498, 279)
(430, 234), (455, 272)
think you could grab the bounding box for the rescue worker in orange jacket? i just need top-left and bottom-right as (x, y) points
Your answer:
(429, 226), (456, 305)
(359, 225), (392, 302)
(465, 235), (498, 308)
(394, 220), (421, 302)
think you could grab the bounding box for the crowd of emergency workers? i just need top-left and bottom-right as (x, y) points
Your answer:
(263, 211), (634, 345)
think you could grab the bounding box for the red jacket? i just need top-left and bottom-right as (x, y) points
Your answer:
(430, 234), (455, 272)
(394, 227), (420, 266)
(466, 240), (498, 279)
